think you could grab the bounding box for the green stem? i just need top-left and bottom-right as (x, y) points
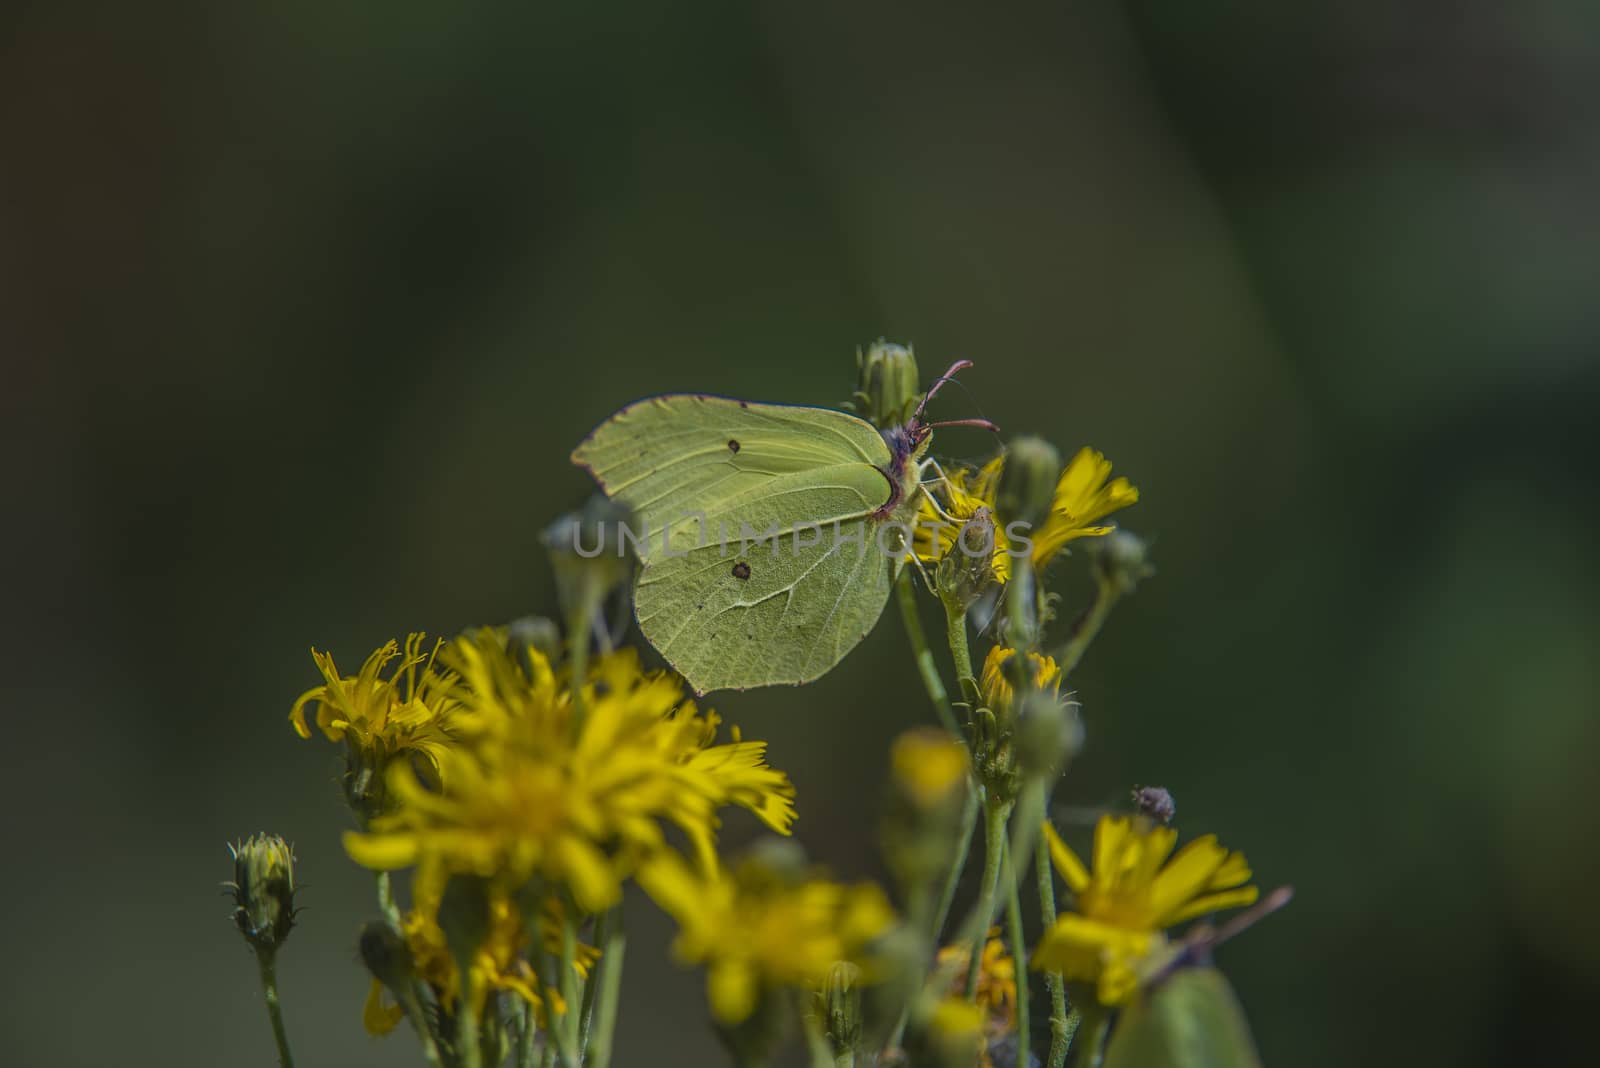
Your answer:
(586, 912), (627, 1068)
(943, 600), (981, 708)
(456, 976), (484, 1068)
(1064, 1003), (1107, 1068)
(568, 595), (595, 734)
(884, 779), (982, 1055)
(517, 999), (536, 1068)
(963, 799), (1012, 998)
(578, 909), (611, 1055)
(254, 950), (296, 1068)
(1056, 576), (1120, 679)
(800, 998), (834, 1068)
(376, 871), (403, 928)
(559, 911), (582, 1056)
(1002, 841), (1030, 1068)
(895, 569), (962, 735)
(1036, 835), (1070, 1068)
(932, 782), (980, 945)
(537, 947), (579, 1068)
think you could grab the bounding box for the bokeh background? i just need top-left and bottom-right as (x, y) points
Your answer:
(5, 2), (1597, 1065)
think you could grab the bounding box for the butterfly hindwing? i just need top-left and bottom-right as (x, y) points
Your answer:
(572, 393), (904, 692)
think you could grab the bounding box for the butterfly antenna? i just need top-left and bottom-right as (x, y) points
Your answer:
(915, 362), (1002, 437)
(913, 359), (975, 421)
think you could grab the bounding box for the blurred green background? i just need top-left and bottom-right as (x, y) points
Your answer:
(5, 2), (1597, 1065)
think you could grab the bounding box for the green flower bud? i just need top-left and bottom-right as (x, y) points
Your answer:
(852, 340), (921, 428)
(544, 494), (637, 633)
(1015, 688), (1082, 779)
(438, 873), (493, 974)
(505, 615), (562, 672)
(994, 435), (1061, 531)
(882, 729), (970, 895)
(934, 508), (1000, 612)
(1090, 528), (1154, 595)
(821, 961), (863, 1055)
(227, 834), (298, 952)
(359, 920), (416, 995)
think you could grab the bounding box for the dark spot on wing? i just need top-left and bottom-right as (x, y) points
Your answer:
(732, 561), (751, 580)
(727, 438), (741, 453)
(739, 401), (749, 409)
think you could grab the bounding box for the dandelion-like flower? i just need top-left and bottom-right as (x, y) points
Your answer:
(936, 930), (1016, 1067)
(343, 629), (797, 913)
(289, 634), (461, 814)
(639, 851), (895, 1026)
(362, 883), (595, 1036)
(1031, 815), (1258, 1006)
(915, 447), (1138, 578)
(978, 645), (1064, 719)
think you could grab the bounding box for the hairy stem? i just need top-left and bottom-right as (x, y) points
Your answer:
(943, 600), (982, 708)
(894, 569), (962, 735)
(1056, 575), (1121, 680)
(1036, 835), (1070, 1068)
(1065, 1002), (1107, 1068)
(254, 950), (295, 1068)
(964, 798), (1012, 998)
(1002, 840), (1030, 1068)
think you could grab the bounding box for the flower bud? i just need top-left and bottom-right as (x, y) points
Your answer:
(438, 873), (493, 974)
(919, 997), (986, 1068)
(1090, 528), (1154, 595)
(359, 920), (416, 995)
(544, 495), (636, 622)
(506, 615), (562, 673)
(821, 961), (863, 1055)
(227, 833), (298, 952)
(890, 728), (970, 810)
(994, 436), (1061, 531)
(883, 729), (970, 894)
(852, 340), (921, 428)
(1015, 688), (1082, 779)
(934, 508), (1000, 612)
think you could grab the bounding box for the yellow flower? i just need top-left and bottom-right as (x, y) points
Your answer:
(639, 851), (895, 1025)
(890, 728), (971, 809)
(362, 886), (596, 1037)
(913, 463), (1017, 580)
(937, 930), (1016, 1027)
(343, 630), (797, 912)
(978, 645), (1064, 718)
(1031, 815), (1258, 1006)
(915, 447), (1138, 578)
(289, 633), (460, 778)
(925, 997), (986, 1065)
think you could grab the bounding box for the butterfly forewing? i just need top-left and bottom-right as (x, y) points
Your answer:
(571, 394), (893, 561)
(572, 394), (907, 693)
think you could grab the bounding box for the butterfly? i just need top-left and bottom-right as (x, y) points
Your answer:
(570, 361), (992, 694)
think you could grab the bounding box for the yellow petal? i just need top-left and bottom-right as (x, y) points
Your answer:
(1147, 835), (1229, 923)
(362, 979), (405, 1036)
(1163, 885), (1260, 926)
(1042, 820), (1090, 894)
(707, 959), (759, 1024)
(343, 831), (420, 871)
